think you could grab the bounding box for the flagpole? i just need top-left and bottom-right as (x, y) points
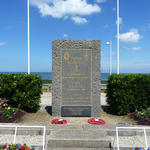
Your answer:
(117, 0), (120, 74)
(110, 40), (112, 75)
(106, 41), (112, 75)
(27, 0), (30, 74)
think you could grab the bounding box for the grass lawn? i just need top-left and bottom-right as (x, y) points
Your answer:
(42, 80), (52, 84)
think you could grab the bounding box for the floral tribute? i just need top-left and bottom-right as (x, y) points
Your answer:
(0, 144), (35, 150)
(51, 118), (67, 124)
(88, 118), (106, 125)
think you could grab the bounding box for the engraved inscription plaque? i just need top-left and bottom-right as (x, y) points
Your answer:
(61, 49), (92, 116)
(62, 49), (91, 106)
(61, 106), (91, 117)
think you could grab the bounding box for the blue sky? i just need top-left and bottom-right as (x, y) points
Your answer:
(0, 0), (150, 73)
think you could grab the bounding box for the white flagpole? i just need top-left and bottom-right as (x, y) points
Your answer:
(106, 41), (112, 75)
(27, 0), (30, 74)
(117, 0), (120, 74)
(110, 40), (112, 75)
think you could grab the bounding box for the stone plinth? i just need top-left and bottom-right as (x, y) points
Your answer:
(52, 40), (101, 117)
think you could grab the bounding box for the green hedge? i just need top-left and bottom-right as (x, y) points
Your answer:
(106, 74), (150, 115)
(0, 74), (42, 112)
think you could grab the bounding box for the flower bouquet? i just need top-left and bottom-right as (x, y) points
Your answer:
(0, 144), (36, 150)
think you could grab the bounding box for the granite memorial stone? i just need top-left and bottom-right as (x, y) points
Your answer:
(52, 40), (101, 117)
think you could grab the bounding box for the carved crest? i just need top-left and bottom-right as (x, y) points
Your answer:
(84, 53), (88, 60)
(64, 52), (70, 60)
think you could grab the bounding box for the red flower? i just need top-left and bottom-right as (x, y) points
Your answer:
(26, 148), (30, 150)
(20, 145), (25, 150)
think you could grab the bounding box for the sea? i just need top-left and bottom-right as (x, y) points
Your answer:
(0, 72), (110, 81)
(1, 72), (149, 81)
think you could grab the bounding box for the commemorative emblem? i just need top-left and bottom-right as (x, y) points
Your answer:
(64, 52), (70, 60)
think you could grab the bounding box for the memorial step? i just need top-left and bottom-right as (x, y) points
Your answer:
(50, 130), (107, 138)
(47, 130), (111, 148)
(47, 139), (111, 149)
(47, 148), (111, 150)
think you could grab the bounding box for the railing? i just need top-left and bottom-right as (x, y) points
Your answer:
(113, 126), (150, 150)
(0, 125), (46, 150)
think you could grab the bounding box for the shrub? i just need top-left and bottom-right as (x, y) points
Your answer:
(106, 74), (150, 115)
(0, 74), (42, 112)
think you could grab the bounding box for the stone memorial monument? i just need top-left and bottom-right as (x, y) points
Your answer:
(52, 40), (101, 117)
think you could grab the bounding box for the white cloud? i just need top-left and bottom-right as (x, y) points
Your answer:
(130, 47), (141, 51)
(30, 0), (101, 24)
(124, 47), (141, 51)
(119, 29), (143, 43)
(0, 42), (6, 47)
(63, 34), (68, 38)
(71, 16), (87, 24)
(116, 17), (123, 25)
(94, 0), (107, 3)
